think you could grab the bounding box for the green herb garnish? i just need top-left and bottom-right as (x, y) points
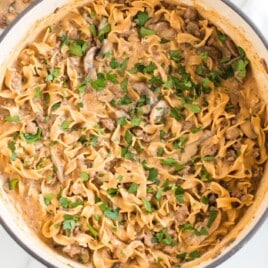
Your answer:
(89, 24), (97, 37)
(135, 11), (149, 26)
(63, 214), (79, 231)
(142, 198), (152, 212)
(44, 193), (53, 206)
(140, 27), (155, 37)
(128, 183), (139, 194)
(4, 115), (20, 122)
(69, 39), (88, 57)
(87, 223), (98, 238)
(23, 128), (42, 143)
(46, 68), (60, 82)
(81, 171), (89, 182)
(61, 120), (71, 131)
(207, 210), (218, 228)
(34, 86), (41, 98)
(99, 202), (119, 220)
(9, 178), (19, 190)
(107, 188), (119, 197)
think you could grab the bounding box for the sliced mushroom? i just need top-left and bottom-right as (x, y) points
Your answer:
(240, 121), (257, 139)
(132, 82), (157, 104)
(225, 38), (239, 57)
(83, 46), (97, 74)
(150, 100), (168, 124)
(97, 39), (112, 59)
(50, 145), (65, 183)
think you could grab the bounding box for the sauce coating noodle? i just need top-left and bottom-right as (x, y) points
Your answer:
(0, 1), (267, 267)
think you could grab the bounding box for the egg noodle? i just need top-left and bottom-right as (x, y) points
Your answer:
(0, 0), (267, 267)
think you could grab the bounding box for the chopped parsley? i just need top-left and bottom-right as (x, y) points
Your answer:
(99, 202), (119, 220)
(9, 178), (19, 190)
(44, 193), (53, 206)
(34, 86), (41, 98)
(81, 171), (89, 182)
(89, 24), (97, 37)
(128, 183), (139, 194)
(131, 118), (141, 127)
(8, 141), (17, 161)
(117, 117), (128, 126)
(4, 115), (20, 122)
(185, 103), (201, 114)
(61, 120), (71, 131)
(69, 39), (88, 57)
(169, 50), (183, 63)
(51, 102), (61, 111)
(125, 130), (133, 145)
(207, 210), (218, 228)
(46, 68), (60, 82)
(161, 158), (177, 166)
(23, 128), (43, 144)
(135, 11), (149, 26)
(203, 155), (215, 162)
(140, 27), (155, 37)
(87, 223), (98, 238)
(232, 59), (249, 78)
(152, 228), (177, 246)
(171, 106), (185, 121)
(107, 188), (119, 197)
(120, 78), (128, 92)
(63, 214), (80, 231)
(89, 134), (98, 147)
(142, 198), (153, 212)
(60, 197), (84, 208)
(98, 19), (111, 40)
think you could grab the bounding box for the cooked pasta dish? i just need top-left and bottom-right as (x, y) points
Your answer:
(0, 0), (267, 267)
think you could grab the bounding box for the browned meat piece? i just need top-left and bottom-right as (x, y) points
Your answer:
(182, 120), (193, 131)
(63, 245), (89, 263)
(198, 46), (222, 61)
(148, 21), (177, 40)
(175, 204), (189, 225)
(225, 127), (241, 140)
(186, 21), (202, 38)
(5, 70), (22, 92)
(183, 7), (198, 21)
(208, 193), (217, 206)
(25, 121), (38, 135)
(226, 149), (237, 163)
(132, 127), (152, 143)
(100, 118), (115, 131)
(112, 263), (121, 268)
(203, 143), (218, 156)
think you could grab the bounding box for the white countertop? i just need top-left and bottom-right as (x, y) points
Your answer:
(0, 0), (267, 267)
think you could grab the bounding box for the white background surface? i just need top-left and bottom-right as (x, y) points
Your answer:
(0, 0), (267, 267)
